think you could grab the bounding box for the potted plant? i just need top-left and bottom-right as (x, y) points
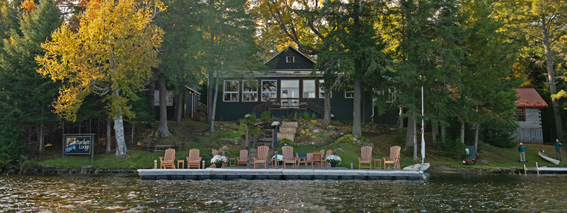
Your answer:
(210, 155), (227, 168)
(325, 155), (341, 167)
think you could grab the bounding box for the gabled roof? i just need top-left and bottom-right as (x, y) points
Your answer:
(264, 46), (315, 70)
(516, 88), (548, 108)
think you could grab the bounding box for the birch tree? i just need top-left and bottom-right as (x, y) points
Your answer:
(36, 0), (165, 158)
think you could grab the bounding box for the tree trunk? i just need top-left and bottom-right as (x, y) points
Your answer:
(441, 125), (446, 143)
(412, 111), (417, 161)
(323, 92), (331, 125)
(176, 92), (184, 126)
(398, 107), (404, 133)
(155, 75), (172, 137)
(432, 120), (438, 145)
(541, 16), (564, 140)
(106, 118), (112, 153)
(460, 120), (465, 144)
(405, 111), (415, 151)
(210, 70), (219, 133)
(114, 115), (127, 158)
(131, 122), (135, 145)
(352, 78), (362, 138)
(38, 122), (44, 154)
(474, 123), (480, 157)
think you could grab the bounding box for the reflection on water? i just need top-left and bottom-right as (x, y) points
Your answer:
(1, 173), (567, 211)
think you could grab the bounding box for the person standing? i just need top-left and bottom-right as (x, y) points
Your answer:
(555, 139), (563, 160)
(518, 142), (526, 163)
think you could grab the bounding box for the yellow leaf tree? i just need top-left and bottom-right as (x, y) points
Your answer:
(36, 0), (165, 158)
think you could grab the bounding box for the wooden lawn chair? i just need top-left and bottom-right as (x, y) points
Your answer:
(323, 150), (333, 166)
(159, 148), (176, 169)
(384, 146), (401, 170)
(186, 149), (202, 169)
(282, 146), (296, 169)
(254, 146), (269, 169)
(237, 149), (249, 167)
(296, 152), (310, 168)
(312, 152), (323, 168)
(358, 146), (373, 169)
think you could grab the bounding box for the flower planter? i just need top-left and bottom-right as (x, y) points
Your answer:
(216, 163), (222, 168)
(331, 162), (337, 167)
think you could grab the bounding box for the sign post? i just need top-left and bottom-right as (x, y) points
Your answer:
(63, 134), (95, 161)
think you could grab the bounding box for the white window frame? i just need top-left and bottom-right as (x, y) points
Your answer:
(318, 79), (332, 98)
(286, 56), (295, 63)
(242, 80), (258, 102)
(302, 80), (316, 99)
(223, 80), (239, 102)
(261, 80), (278, 102)
(345, 89), (354, 99)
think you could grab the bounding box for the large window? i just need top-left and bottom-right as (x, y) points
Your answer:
(344, 89), (354, 99)
(516, 108), (526, 121)
(242, 80), (258, 102)
(303, 80), (316, 98)
(318, 80), (331, 98)
(223, 80), (239, 102)
(261, 80), (277, 102)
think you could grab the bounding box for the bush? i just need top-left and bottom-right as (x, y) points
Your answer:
(437, 138), (468, 159)
(280, 138), (293, 146)
(337, 134), (355, 143)
(483, 129), (516, 148)
(260, 111), (271, 121)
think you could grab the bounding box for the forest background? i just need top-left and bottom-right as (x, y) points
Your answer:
(0, 0), (566, 170)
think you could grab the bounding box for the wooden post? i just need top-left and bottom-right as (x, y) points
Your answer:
(245, 125), (249, 148)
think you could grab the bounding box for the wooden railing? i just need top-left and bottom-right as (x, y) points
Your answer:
(251, 98), (325, 116)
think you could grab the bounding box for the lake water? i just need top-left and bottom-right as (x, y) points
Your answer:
(1, 173), (566, 212)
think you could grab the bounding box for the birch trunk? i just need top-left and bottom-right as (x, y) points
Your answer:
(210, 71), (219, 133)
(460, 120), (465, 144)
(114, 115), (127, 158)
(323, 92), (331, 125)
(155, 75), (172, 137)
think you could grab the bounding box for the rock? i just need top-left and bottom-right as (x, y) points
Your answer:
(313, 129), (319, 133)
(479, 159), (488, 164)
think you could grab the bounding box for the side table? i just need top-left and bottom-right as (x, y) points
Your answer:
(177, 160), (185, 169)
(373, 159), (382, 169)
(229, 158), (237, 167)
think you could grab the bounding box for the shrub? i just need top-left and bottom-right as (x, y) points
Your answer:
(337, 134), (355, 143)
(260, 111), (271, 121)
(280, 138), (293, 146)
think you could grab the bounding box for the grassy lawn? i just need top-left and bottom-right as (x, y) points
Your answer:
(36, 119), (564, 171)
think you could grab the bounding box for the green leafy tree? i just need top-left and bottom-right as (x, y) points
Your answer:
(36, 0), (165, 158)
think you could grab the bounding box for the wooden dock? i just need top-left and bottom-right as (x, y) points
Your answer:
(137, 168), (427, 181)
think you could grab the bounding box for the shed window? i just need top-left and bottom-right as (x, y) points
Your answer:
(261, 80), (277, 102)
(242, 80), (258, 102)
(303, 80), (316, 98)
(286, 56), (295, 63)
(516, 108), (526, 121)
(223, 80), (239, 102)
(345, 90), (354, 99)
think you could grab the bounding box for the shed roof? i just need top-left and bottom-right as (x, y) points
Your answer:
(515, 88), (548, 108)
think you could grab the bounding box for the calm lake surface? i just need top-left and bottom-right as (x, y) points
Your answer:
(1, 173), (566, 212)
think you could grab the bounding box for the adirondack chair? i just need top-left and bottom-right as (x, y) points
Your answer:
(159, 148), (176, 169)
(254, 146), (269, 169)
(312, 152), (323, 168)
(358, 146), (373, 169)
(237, 149), (249, 167)
(322, 150), (333, 166)
(384, 146), (401, 170)
(282, 146), (296, 169)
(297, 152), (312, 168)
(186, 149), (202, 169)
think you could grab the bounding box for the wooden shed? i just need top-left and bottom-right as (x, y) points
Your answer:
(513, 88), (548, 144)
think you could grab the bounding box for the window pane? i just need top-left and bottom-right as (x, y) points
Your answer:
(243, 80), (257, 92)
(303, 80), (315, 98)
(262, 80), (276, 92)
(225, 80), (239, 92)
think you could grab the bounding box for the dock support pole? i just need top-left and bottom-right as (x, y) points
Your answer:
(536, 162), (539, 176)
(523, 164), (527, 176)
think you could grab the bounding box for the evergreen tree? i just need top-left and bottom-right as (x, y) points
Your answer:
(0, 0), (61, 161)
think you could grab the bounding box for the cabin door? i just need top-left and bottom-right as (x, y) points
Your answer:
(280, 80), (299, 108)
